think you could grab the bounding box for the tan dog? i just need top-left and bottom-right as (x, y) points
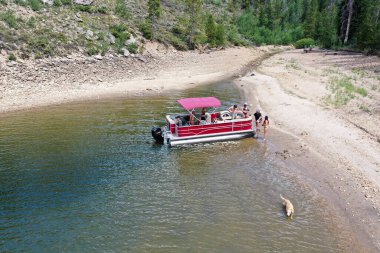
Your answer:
(280, 195), (294, 219)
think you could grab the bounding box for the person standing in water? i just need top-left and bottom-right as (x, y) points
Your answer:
(253, 109), (262, 132)
(262, 115), (269, 140)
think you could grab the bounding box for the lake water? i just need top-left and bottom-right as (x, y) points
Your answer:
(0, 81), (365, 252)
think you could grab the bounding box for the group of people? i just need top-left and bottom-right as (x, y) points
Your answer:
(183, 103), (269, 140)
(229, 103), (269, 140)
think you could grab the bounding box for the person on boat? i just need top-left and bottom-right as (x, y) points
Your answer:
(228, 104), (238, 119)
(254, 109), (262, 132)
(262, 115), (269, 140)
(189, 111), (198, 125)
(201, 107), (207, 121)
(175, 116), (182, 126)
(242, 103), (249, 118)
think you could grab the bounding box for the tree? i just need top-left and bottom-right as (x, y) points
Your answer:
(344, 0), (354, 44)
(147, 0), (161, 39)
(303, 0), (319, 39)
(205, 14), (217, 46)
(184, 0), (203, 48)
(215, 24), (226, 46)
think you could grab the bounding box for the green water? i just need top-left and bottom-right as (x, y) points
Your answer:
(0, 81), (364, 252)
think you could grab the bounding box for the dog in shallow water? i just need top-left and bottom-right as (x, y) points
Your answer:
(280, 195), (294, 219)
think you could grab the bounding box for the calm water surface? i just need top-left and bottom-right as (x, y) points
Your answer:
(0, 82), (362, 252)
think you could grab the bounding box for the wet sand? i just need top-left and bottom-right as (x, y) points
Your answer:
(239, 49), (380, 252)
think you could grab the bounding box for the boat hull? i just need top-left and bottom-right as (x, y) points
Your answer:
(164, 130), (254, 146)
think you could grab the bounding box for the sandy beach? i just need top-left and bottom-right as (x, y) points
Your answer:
(0, 44), (279, 113)
(239, 49), (380, 251)
(1, 46), (380, 250)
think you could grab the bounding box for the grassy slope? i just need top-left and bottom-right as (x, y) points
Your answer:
(0, 0), (237, 60)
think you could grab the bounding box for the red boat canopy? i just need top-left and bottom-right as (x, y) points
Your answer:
(177, 97), (222, 110)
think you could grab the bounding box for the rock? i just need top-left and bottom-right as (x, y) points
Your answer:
(74, 0), (93, 5)
(105, 33), (115, 44)
(41, 0), (54, 5)
(76, 27), (84, 34)
(85, 30), (94, 40)
(137, 55), (147, 62)
(123, 49), (130, 57)
(125, 35), (137, 46)
(7, 61), (16, 67)
(94, 55), (103, 60)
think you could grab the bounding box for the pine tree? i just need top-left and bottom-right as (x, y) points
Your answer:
(184, 0), (203, 48)
(147, 0), (161, 39)
(215, 24), (226, 46)
(205, 14), (217, 46)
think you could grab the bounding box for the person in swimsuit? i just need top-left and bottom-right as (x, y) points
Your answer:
(228, 104), (238, 119)
(242, 103), (249, 118)
(189, 111), (196, 125)
(253, 109), (262, 132)
(262, 115), (269, 140)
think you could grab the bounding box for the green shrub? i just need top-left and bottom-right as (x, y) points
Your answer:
(0, 0), (8, 6)
(76, 5), (93, 13)
(115, 0), (130, 19)
(96, 5), (108, 14)
(60, 0), (71, 5)
(109, 24), (130, 54)
(27, 29), (67, 57)
(139, 21), (152, 40)
(127, 43), (138, 54)
(28, 36), (53, 56)
(14, 0), (28, 6)
(294, 38), (315, 49)
(227, 26), (246, 46)
(0, 11), (21, 29)
(99, 43), (109, 56)
(29, 0), (42, 11)
(215, 24), (226, 46)
(85, 44), (100, 56)
(157, 31), (188, 51)
(8, 53), (16, 61)
(53, 0), (62, 7)
(356, 87), (368, 96)
(27, 16), (36, 28)
(109, 24), (130, 46)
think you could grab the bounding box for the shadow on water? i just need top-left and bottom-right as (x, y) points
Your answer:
(0, 80), (365, 252)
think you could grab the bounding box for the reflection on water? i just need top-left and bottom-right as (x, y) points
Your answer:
(0, 81), (364, 252)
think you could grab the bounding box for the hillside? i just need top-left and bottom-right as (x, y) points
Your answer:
(0, 0), (379, 62)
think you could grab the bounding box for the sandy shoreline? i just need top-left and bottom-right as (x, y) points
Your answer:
(0, 44), (281, 114)
(239, 49), (380, 251)
(1, 46), (380, 251)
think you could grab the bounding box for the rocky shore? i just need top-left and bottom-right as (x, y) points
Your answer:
(0, 44), (280, 113)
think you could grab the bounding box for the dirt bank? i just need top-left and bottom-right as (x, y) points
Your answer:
(0, 44), (283, 114)
(239, 49), (380, 251)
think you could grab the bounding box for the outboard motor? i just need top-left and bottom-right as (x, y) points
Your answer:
(151, 126), (164, 143)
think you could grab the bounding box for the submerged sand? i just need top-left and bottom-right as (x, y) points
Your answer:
(239, 49), (380, 251)
(1, 45), (379, 251)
